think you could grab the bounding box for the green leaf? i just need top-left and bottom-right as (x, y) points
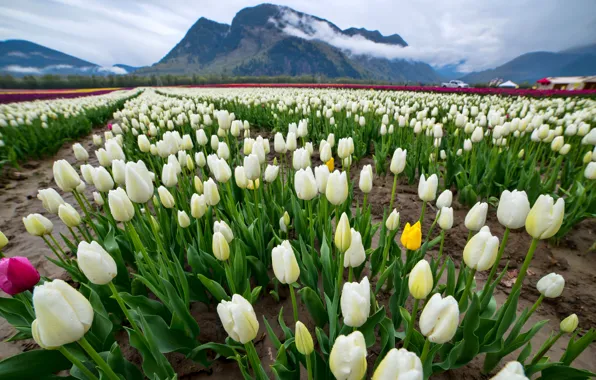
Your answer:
(560, 328), (596, 366)
(198, 274), (230, 302)
(263, 316), (282, 350)
(298, 287), (328, 328)
(141, 314), (197, 354)
(517, 342), (532, 364)
(188, 342), (240, 363)
(161, 278), (201, 339)
(106, 342), (143, 380)
(0, 350), (71, 380)
(359, 306), (386, 347)
(246, 255), (270, 288)
(120, 293), (171, 322)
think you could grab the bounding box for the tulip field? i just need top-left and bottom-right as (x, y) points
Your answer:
(0, 87), (595, 380)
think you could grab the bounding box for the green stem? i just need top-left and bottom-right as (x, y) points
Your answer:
(466, 230), (473, 244)
(245, 341), (267, 380)
(458, 268), (477, 311)
(78, 336), (120, 380)
(108, 282), (140, 332)
(305, 353), (314, 380)
(362, 193), (368, 211)
(419, 338), (432, 363)
(530, 332), (563, 366)
(224, 259), (237, 294)
(49, 235), (67, 257)
(419, 201), (427, 225)
(73, 190), (99, 238)
(389, 174), (398, 210)
(348, 266), (354, 283)
(403, 298), (420, 349)
(510, 238), (539, 299)
(379, 232), (391, 279)
(58, 346), (99, 380)
(76, 225), (92, 242)
(289, 284), (298, 323)
(41, 235), (67, 266)
(125, 222), (160, 280)
(67, 226), (81, 245)
(481, 227), (509, 304)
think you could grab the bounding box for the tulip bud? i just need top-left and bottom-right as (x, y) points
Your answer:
(190, 194), (206, 218)
(235, 166), (248, 189)
(244, 154), (261, 181)
(196, 129), (208, 146)
(409, 259), (433, 299)
(72, 143), (89, 162)
(295, 321), (314, 355)
(400, 221), (422, 250)
(92, 167), (114, 192)
(585, 162), (596, 180)
(390, 148), (407, 174)
(372, 348), (423, 380)
(93, 192), (104, 206)
(178, 210), (191, 228)
(286, 132), (297, 151)
(418, 174), (438, 202)
(536, 272), (565, 298)
(335, 213), (351, 253)
(194, 176), (204, 194)
(0, 230), (7, 250)
(0, 256), (40, 295)
(108, 188), (135, 222)
(272, 241), (300, 284)
(359, 165), (373, 193)
(436, 190), (452, 209)
(326, 170), (348, 206)
(341, 276), (371, 327)
(438, 207), (454, 230)
(138, 135), (151, 152)
(158, 186), (175, 208)
(497, 190), (530, 229)
(525, 195), (564, 239)
(344, 229), (365, 268)
(464, 226), (499, 271)
(217, 294), (259, 343)
(162, 163), (178, 187)
(76, 241), (117, 285)
(111, 159), (126, 185)
(93, 134), (103, 146)
(37, 188), (66, 214)
(31, 279), (93, 348)
(490, 361), (528, 380)
(420, 293), (459, 343)
(320, 142), (332, 163)
(212, 231), (230, 261)
(264, 165), (279, 182)
(210, 135), (219, 151)
(560, 314), (578, 333)
(58, 204), (81, 227)
(195, 152), (206, 168)
(204, 178), (220, 206)
(53, 160), (81, 192)
(329, 331), (367, 380)
(465, 202), (488, 231)
(385, 209), (400, 231)
(125, 161), (154, 203)
(294, 167), (317, 201)
(23, 213), (53, 236)
(274, 132), (287, 153)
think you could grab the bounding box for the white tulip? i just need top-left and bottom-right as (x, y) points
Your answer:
(77, 241), (117, 285)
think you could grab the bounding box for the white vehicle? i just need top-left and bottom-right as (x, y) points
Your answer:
(441, 80), (470, 88)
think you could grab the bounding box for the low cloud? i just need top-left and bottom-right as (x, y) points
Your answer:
(2, 65), (41, 74)
(97, 66), (128, 74)
(274, 8), (469, 70)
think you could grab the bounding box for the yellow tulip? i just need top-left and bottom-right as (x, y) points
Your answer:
(325, 157), (334, 172)
(400, 222), (422, 250)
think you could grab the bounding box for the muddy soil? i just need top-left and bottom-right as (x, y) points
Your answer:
(1, 128), (595, 379)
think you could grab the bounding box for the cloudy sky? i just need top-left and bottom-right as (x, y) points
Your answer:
(1, 0), (595, 72)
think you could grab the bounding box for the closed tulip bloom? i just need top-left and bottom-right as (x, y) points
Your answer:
(329, 331), (367, 380)
(341, 276), (371, 327)
(536, 272), (565, 298)
(243, 138), (254, 155)
(108, 188), (135, 222)
(217, 141), (230, 160)
(252, 140), (266, 164)
(463, 226), (499, 271)
(53, 160), (81, 192)
(401, 222), (422, 250)
(158, 186), (175, 208)
(438, 207), (454, 230)
(77, 241), (117, 285)
(31, 279), (93, 348)
(244, 154), (260, 180)
(286, 132), (297, 151)
(235, 166), (248, 189)
(23, 213), (53, 236)
(436, 190), (453, 209)
(320, 142), (332, 163)
(294, 167), (317, 201)
(372, 348), (423, 380)
(125, 161), (154, 203)
(409, 260), (433, 299)
(190, 194), (207, 218)
(385, 209), (400, 231)
(58, 204), (81, 227)
(313, 164), (330, 194)
(359, 165), (373, 193)
(93, 134), (103, 146)
(490, 361), (529, 380)
(419, 293), (459, 344)
(137, 135), (151, 152)
(274, 132), (287, 153)
(194, 176), (203, 194)
(326, 170), (348, 206)
(496, 190), (530, 229)
(196, 129), (208, 146)
(212, 231), (230, 260)
(337, 138), (351, 159)
(105, 139), (125, 161)
(195, 152), (206, 167)
(525, 195), (565, 239)
(217, 294), (259, 343)
(210, 135), (219, 151)
(80, 164), (95, 184)
(73, 143), (89, 162)
(390, 148), (407, 174)
(95, 148), (111, 167)
(465, 202), (488, 231)
(264, 165), (279, 182)
(112, 159), (126, 185)
(213, 220), (233, 243)
(418, 174), (438, 202)
(560, 314), (578, 333)
(204, 178), (220, 206)
(93, 192), (104, 206)
(162, 163), (178, 187)
(92, 167), (114, 192)
(0, 256), (40, 295)
(293, 148), (311, 170)
(295, 321), (314, 355)
(585, 162), (596, 180)
(335, 213), (352, 253)
(37, 188), (66, 214)
(344, 229), (365, 268)
(0, 230), (7, 250)
(272, 240), (300, 284)
(178, 210), (191, 228)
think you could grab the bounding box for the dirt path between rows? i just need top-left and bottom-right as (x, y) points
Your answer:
(1, 127), (595, 379)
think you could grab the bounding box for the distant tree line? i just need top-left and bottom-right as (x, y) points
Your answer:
(0, 73), (426, 89)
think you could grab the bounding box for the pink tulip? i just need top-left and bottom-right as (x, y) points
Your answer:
(107, 123), (113, 130)
(0, 257), (40, 295)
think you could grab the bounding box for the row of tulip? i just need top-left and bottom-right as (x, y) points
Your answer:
(0, 89), (140, 169)
(0, 88), (594, 380)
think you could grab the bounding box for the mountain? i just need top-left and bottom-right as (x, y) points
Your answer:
(0, 39), (133, 76)
(138, 3), (441, 83)
(460, 43), (596, 84)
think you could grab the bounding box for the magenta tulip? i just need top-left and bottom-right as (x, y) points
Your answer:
(0, 257), (40, 295)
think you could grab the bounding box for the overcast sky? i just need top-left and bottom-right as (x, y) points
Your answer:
(1, 0), (595, 72)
